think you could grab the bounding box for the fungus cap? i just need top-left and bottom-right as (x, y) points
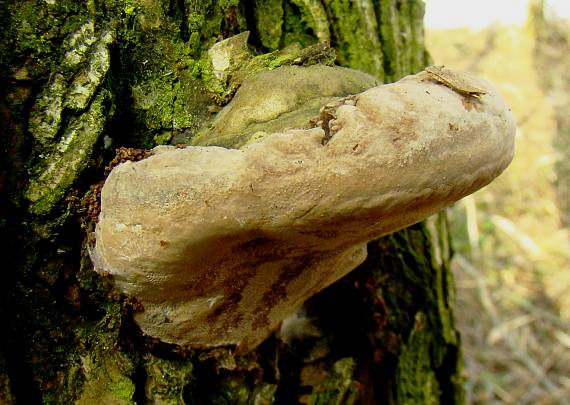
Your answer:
(93, 67), (515, 351)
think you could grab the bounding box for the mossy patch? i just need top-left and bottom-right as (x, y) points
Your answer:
(377, 0), (427, 81)
(76, 352), (136, 405)
(282, 2), (319, 47)
(207, 375), (251, 404)
(289, 0), (330, 43)
(365, 214), (464, 404)
(131, 77), (176, 130)
(1, 0), (87, 80)
(395, 313), (439, 405)
(307, 358), (360, 405)
(144, 355), (194, 404)
(153, 131), (173, 145)
(108, 0), (247, 146)
(252, 0), (284, 50)
(322, 0), (384, 79)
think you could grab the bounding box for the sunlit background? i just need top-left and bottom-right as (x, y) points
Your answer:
(425, 0), (570, 29)
(423, 0), (570, 403)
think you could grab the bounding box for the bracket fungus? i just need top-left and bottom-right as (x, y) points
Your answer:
(92, 66), (515, 352)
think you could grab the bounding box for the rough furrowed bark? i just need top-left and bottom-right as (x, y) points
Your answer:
(0, 0), (465, 403)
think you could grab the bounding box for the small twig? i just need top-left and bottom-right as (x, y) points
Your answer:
(487, 314), (536, 344)
(491, 215), (543, 259)
(554, 330), (570, 350)
(509, 296), (570, 332)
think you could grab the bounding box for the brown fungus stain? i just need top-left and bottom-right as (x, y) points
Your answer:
(251, 255), (319, 332)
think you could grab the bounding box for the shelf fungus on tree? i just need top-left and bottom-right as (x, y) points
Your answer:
(92, 66), (515, 352)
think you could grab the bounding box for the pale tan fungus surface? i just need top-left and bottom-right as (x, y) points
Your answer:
(93, 67), (516, 351)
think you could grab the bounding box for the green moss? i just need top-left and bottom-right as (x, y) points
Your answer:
(248, 41), (335, 70)
(131, 77), (175, 130)
(395, 313), (439, 405)
(109, 1), (247, 146)
(377, 0), (401, 81)
(407, 0), (427, 73)
(251, 384), (277, 404)
(289, 0), (331, 43)
(153, 131), (173, 145)
(0, 0), (90, 82)
(70, 286), (137, 405)
(145, 356), (194, 404)
(110, 376), (136, 401)
(209, 376), (250, 405)
(129, 66), (213, 145)
(366, 215), (463, 403)
(76, 352), (136, 405)
(376, 0), (428, 81)
(11, 3), (52, 55)
(184, 1), (236, 52)
(393, 0), (427, 76)
(322, 0), (384, 79)
(282, 2), (319, 47)
(0, 229), (134, 403)
(308, 358), (360, 405)
(253, 0), (284, 50)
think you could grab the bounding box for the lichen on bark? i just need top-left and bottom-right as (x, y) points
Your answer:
(26, 88), (113, 215)
(24, 23), (115, 215)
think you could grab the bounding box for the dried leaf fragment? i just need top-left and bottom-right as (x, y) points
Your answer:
(425, 65), (487, 98)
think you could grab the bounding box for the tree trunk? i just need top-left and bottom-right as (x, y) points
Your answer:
(0, 1), (464, 403)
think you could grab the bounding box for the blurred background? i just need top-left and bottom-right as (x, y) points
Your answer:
(424, 0), (570, 403)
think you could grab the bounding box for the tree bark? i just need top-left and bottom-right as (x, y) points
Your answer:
(0, 1), (464, 403)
